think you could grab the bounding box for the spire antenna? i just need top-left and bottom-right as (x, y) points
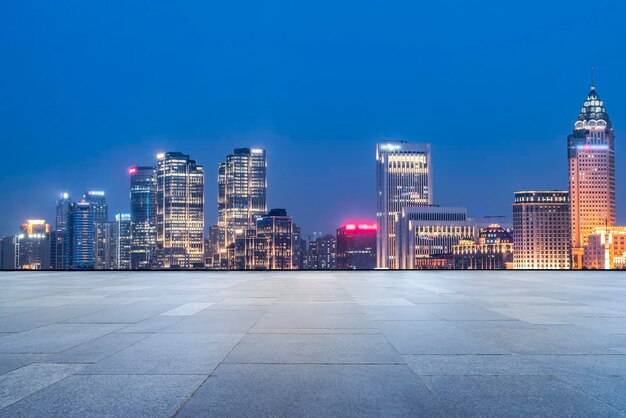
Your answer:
(591, 66), (595, 90)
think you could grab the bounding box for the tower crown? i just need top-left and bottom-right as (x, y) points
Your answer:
(575, 88), (611, 131)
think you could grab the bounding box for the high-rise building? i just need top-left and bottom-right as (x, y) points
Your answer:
(453, 224), (513, 270)
(395, 206), (476, 269)
(0, 236), (19, 270)
(84, 191), (109, 269)
(291, 223), (306, 270)
(582, 226), (626, 270)
(336, 222), (377, 269)
(41, 231), (65, 270)
(65, 201), (95, 270)
(218, 148), (267, 250)
(130, 166), (157, 269)
(205, 224), (221, 268)
(568, 83), (615, 269)
(55, 193), (71, 233)
(17, 220), (50, 269)
(156, 152), (205, 269)
(376, 142), (432, 269)
(255, 209), (293, 270)
(513, 191), (571, 270)
(115, 213), (132, 270)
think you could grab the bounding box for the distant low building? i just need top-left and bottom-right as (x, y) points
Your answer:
(336, 222), (377, 269)
(583, 227), (626, 269)
(453, 224), (513, 270)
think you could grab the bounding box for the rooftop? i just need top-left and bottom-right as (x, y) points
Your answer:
(1, 271), (625, 417)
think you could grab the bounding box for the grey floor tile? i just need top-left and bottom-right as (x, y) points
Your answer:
(361, 305), (440, 321)
(162, 310), (264, 333)
(0, 354), (48, 374)
(178, 364), (444, 417)
(557, 374), (626, 412)
(0, 323), (126, 354)
(46, 333), (149, 363)
(253, 313), (372, 330)
(224, 333), (402, 364)
(115, 316), (185, 333)
(0, 363), (84, 409)
(404, 354), (546, 376)
(420, 375), (624, 417)
(82, 333), (242, 375)
(0, 374), (205, 418)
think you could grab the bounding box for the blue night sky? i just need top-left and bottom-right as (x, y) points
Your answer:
(1, 0), (625, 237)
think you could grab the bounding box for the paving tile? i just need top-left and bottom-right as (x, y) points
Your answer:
(420, 375), (624, 417)
(64, 304), (175, 324)
(0, 363), (84, 409)
(376, 320), (508, 354)
(0, 374), (205, 418)
(404, 354), (546, 376)
(268, 302), (362, 314)
(46, 333), (149, 363)
(0, 323), (126, 354)
(0, 354), (48, 374)
(82, 333), (242, 375)
(557, 374), (626, 412)
(159, 302), (214, 316)
(162, 310), (264, 333)
(178, 364), (444, 417)
(224, 333), (402, 364)
(361, 305), (440, 321)
(253, 313), (372, 330)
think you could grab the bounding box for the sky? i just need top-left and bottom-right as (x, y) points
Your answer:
(1, 0), (625, 237)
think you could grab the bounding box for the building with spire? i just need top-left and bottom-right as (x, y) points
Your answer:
(568, 80), (615, 268)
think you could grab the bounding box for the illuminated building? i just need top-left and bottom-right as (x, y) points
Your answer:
(1, 236), (19, 270)
(156, 152), (205, 269)
(65, 201), (95, 270)
(218, 148), (267, 250)
(255, 209), (293, 270)
(513, 191), (570, 270)
(395, 206), (476, 269)
(336, 222), (377, 269)
(205, 225), (221, 268)
(291, 223), (306, 270)
(17, 220), (50, 269)
(307, 234), (337, 269)
(55, 193), (71, 233)
(583, 226), (626, 269)
(84, 191), (109, 270)
(376, 141), (432, 269)
(452, 224), (513, 270)
(113, 214), (132, 270)
(41, 231), (65, 270)
(130, 166), (157, 269)
(568, 82), (615, 269)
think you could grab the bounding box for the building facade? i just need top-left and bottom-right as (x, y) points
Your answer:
(376, 142), (432, 269)
(115, 213), (132, 270)
(17, 220), (50, 269)
(84, 191), (109, 270)
(568, 85), (615, 269)
(336, 222), (377, 269)
(583, 227), (626, 269)
(65, 201), (95, 270)
(395, 206), (476, 269)
(218, 148), (267, 251)
(513, 191), (571, 270)
(130, 166), (157, 269)
(156, 152), (205, 269)
(452, 224), (513, 270)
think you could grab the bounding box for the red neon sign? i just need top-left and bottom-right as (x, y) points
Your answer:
(344, 222), (377, 231)
(129, 167), (137, 175)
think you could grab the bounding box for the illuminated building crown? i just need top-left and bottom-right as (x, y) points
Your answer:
(575, 87), (611, 131)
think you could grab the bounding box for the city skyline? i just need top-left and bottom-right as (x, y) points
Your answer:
(2, 1), (625, 238)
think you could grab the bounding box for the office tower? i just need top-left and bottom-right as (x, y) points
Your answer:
(1, 236), (19, 270)
(218, 148), (267, 250)
(255, 209), (293, 270)
(130, 166), (157, 269)
(316, 234), (337, 269)
(453, 224), (514, 270)
(66, 201), (95, 270)
(115, 213), (132, 270)
(55, 193), (71, 233)
(336, 222), (377, 269)
(41, 231), (65, 270)
(17, 220), (50, 269)
(291, 223), (306, 270)
(568, 83), (615, 269)
(376, 142), (432, 269)
(395, 206), (476, 269)
(156, 152), (205, 269)
(84, 191), (109, 269)
(513, 191), (571, 270)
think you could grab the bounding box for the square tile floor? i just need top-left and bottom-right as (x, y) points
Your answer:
(0, 271), (625, 417)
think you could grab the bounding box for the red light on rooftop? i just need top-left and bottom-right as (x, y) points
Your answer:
(129, 167), (137, 175)
(343, 222), (377, 231)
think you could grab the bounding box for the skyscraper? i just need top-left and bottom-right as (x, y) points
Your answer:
(17, 220), (50, 269)
(156, 152), (205, 269)
(513, 191), (571, 270)
(568, 82), (615, 269)
(336, 222), (377, 269)
(218, 148), (267, 250)
(130, 166), (157, 269)
(55, 193), (71, 233)
(115, 213), (132, 270)
(255, 209), (293, 270)
(0, 236), (19, 270)
(376, 142), (432, 269)
(65, 201), (95, 270)
(84, 191), (109, 270)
